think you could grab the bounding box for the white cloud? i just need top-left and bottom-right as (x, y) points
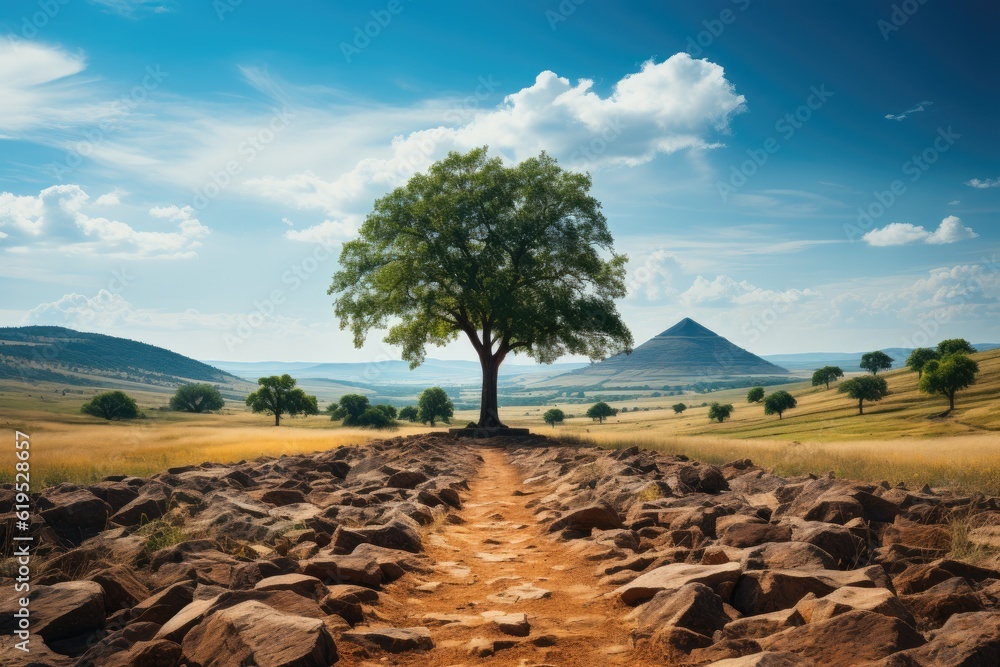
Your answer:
(283, 219), (356, 245)
(965, 177), (1000, 189)
(948, 200), (960, 205)
(885, 100), (932, 121)
(679, 275), (819, 306)
(88, 0), (174, 16)
(628, 250), (685, 300)
(863, 216), (979, 246)
(0, 185), (209, 258)
(247, 54), (746, 217)
(94, 188), (127, 206)
(864, 264), (1000, 325)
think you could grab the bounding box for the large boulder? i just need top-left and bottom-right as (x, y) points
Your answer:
(181, 600), (338, 667)
(352, 515), (423, 553)
(741, 542), (837, 571)
(87, 564), (151, 613)
(795, 587), (914, 626)
(36, 487), (112, 544)
(300, 553), (384, 589)
(341, 626), (433, 653)
(873, 611), (1000, 667)
(614, 562), (742, 606)
(549, 500), (624, 533)
(110, 486), (170, 526)
(720, 522), (792, 548)
(0, 580), (105, 643)
(732, 567), (883, 615)
(631, 583), (730, 645)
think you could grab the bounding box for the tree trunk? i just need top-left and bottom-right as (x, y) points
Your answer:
(858, 399), (864, 415)
(274, 412), (280, 426)
(478, 353), (506, 428)
(948, 391), (955, 411)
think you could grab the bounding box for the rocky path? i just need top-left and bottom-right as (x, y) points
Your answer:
(342, 445), (661, 666)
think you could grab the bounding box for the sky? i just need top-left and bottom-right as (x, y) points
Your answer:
(0, 0), (998, 364)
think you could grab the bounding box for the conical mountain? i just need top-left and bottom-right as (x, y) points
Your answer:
(542, 318), (788, 387)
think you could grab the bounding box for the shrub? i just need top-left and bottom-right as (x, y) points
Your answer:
(81, 391), (140, 420)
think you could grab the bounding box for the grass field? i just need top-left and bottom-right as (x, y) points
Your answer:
(1, 349), (998, 493)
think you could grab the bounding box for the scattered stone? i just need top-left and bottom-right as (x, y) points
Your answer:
(341, 626), (434, 653)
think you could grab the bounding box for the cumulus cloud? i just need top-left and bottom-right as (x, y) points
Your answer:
(283, 219), (356, 245)
(628, 250), (685, 300)
(248, 54), (746, 218)
(862, 216), (978, 246)
(965, 177), (1000, 189)
(864, 264), (1000, 325)
(0, 185), (209, 258)
(679, 275), (819, 307)
(885, 100), (932, 121)
(94, 188), (127, 206)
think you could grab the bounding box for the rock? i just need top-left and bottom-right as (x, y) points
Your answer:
(614, 562), (742, 606)
(893, 563), (954, 594)
(87, 564), (151, 613)
(803, 496), (866, 525)
(36, 487), (112, 543)
(883, 517), (952, 551)
(875, 610), (1000, 667)
(353, 515), (423, 553)
(0, 580), (105, 643)
(182, 600), (338, 667)
(631, 583), (730, 643)
(756, 610), (924, 667)
(155, 596), (219, 643)
(300, 553), (383, 589)
(129, 581), (195, 625)
(254, 573), (328, 599)
(319, 588), (365, 625)
(789, 521), (866, 568)
(795, 587), (914, 626)
(704, 652), (816, 666)
(0, 634), (74, 666)
(722, 608), (805, 640)
(385, 470), (428, 489)
(900, 577), (984, 630)
(260, 488), (307, 506)
(341, 626), (434, 653)
(741, 542), (837, 571)
(549, 501), (624, 532)
(148, 539), (218, 571)
(732, 567), (882, 615)
(100, 639), (181, 667)
(720, 522), (793, 548)
(481, 611), (530, 636)
(487, 583), (552, 604)
(110, 486), (169, 526)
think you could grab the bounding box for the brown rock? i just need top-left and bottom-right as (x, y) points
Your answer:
(341, 626), (434, 653)
(757, 610), (924, 667)
(253, 573), (328, 599)
(181, 600), (338, 667)
(732, 567), (882, 615)
(883, 517), (951, 550)
(481, 611), (530, 637)
(631, 583), (730, 643)
(549, 500), (624, 532)
(874, 610), (1000, 667)
(385, 470), (428, 489)
(130, 581), (195, 626)
(900, 577), (984, 630)
(893, 563), (954, 594)
(260, 488), (307, 506)
(795, 586), (914, 626)
(614, 561), (742, 606)
(741, 542), (837, 571)
(87, 564), (151, 613)
(803, 496), (866, 525)
(722, 608), (804, 640)
(110, 487), (169, 526)
(100, 639), (181, 667)
(704, 652), (816, 666)
(300, 553), (383, 588)
(37, 487), (112, 544)
(0, 580), (105, 643)
(721, 522), (793, 548)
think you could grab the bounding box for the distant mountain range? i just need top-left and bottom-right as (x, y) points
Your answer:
(762, 344), (1000, 372)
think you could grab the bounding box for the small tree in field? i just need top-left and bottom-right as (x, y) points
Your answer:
(838, 375), (889, 415)
(543, 408), (565, 428)
(746, 386), (765, 403)
(937, 339), (976, 357)
(170, 383), (225, 413)
(672, 402), (687, 415)
(860, 351), (894, 375)
(418, 387), (454, 426)
(763, 390), (797, 420)
(82, 391), (140, 420)
(586, 401), (617, 423)
(811, 366), (844, 389)
(905, 348), (939, 379)
(245, 375), (319, 426)
(707, 402), (733, 423)
(919, 353), (979, 411)
(399, 406), (419, 422)
(328, 394), (373, 425)
(329, 148), (632, 429)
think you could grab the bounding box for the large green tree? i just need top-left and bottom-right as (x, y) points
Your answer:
(707, 402), (734, 423)
(82, 391), (140, 420)
(919, 353), (979, 411)
(905, 348), (939, 379)
(543, 408), (565, 428)
(245, 375), (319, 426)
(860, 351), (894, 375)
(586, 401), (617, 423)
(838, 375), (889, 415)
(418, 387), (454, 426)
(763, 390), (797, 420)
(811, 366), (844, 389)
(169, 383), (225, 413)
(746, 386), (765, 403)
(330, 148), (633, 428)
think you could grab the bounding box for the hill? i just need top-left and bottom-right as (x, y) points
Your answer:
(0, 326), (245, 391)
(763, 344), (1000, 372)
(535, 318), (790, 388)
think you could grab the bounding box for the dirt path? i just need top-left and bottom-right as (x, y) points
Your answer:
(340, 445), (663, 667)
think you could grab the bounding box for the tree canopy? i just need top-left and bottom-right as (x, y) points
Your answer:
(919, 353), (979, 411)
(418, 387), (454, 426)
(328, 394), (370, 424)
(399, 406), (419, 422)
(245, 375), (319, 426)
(707, 402), (734, 423)
(905, 348), (939, 379)
(329, 147), (633, 428)
(811, 365), (844, 389)
(838, 375), (889, 415)
(81, 390), (140, 420)
(937, 339), (976, 357)
(169, 383), (225, 413)
(672, 402), (687, 415)
(586, 401), (617, 423)
(860, 351), (894, 375)
(746, 386), (765, 403)
(763, 390), (797, 420)
(543, 408), (565, 428)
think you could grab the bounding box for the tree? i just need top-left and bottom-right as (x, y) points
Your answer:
(245, 375), (319, 426)
(746, 386), (765, 403)
(398, 406), (419, 422)
(543, 408), (565, 428)
(373, 404), (398, 419)
(418, 387), (454, 426)
(586, 401), (617, 423)
(329, 148), (633, 429)
(707, 402), (734, 423)
(763, 390), (797, 420)
(811, 366), (844, 389)
(327, 393), (370, 424)
(169, 383), (225, 413)
(905, 348), (939, 379)
(860, 351), (894, 375)
(838, 375), (889, 415)
(81, 391), (140, 420)
(354, 407), (396, 429)
(672, 403), (687, 415)
(919, 353), (979, 411)
(937, 339), (976, 357)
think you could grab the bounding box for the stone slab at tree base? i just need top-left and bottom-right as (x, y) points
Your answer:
(449, 427), (531, 438)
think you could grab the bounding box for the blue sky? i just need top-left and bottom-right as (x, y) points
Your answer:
(1, 0), (997, 362)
